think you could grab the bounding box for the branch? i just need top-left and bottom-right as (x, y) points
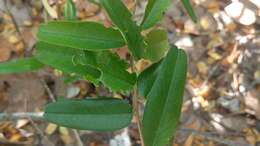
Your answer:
(0, 112), (43, 121)
(132, 85), (144, 146)
(130, 58), (144, 146)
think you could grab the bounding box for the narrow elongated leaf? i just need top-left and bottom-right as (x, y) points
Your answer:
(137, 60), (161, 98)
(141, 0), (172, 29)
(100, 0), (145, 59)
(44, 98), (133, 131)
(77, 51), (137, 91)
(181, 0), (197, 22)
(37, 21), (125, 50)
(143, 29), (169, 62)
(64, 0), (76, 20)
(142, 46), (188, 146)
(0, 57), (43, 74)
(35, 42), (101, 80)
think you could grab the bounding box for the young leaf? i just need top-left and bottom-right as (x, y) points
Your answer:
(64, 0), (76, 20)
(142, 46), (188, 146)
(181, 0), (197, 22)
(141, 0), (172, 29)
(44, 98), (133, 131)
(37, 21), (125, 50)
(0, 57), (43, 74)
(35, 42), (101, 81)
(143, 29), (169, 62)
(100, 0), (145, 59)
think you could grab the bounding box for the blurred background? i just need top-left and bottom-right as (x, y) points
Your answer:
(0, 0), (259, 146)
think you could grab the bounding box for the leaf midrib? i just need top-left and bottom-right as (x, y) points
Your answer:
(149, 49), (180, 146)
(40, 30), (124, 44)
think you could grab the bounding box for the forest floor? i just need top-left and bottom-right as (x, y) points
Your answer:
(0, 0), (259, 146)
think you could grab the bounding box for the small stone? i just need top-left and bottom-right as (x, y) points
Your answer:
(225, 1), (256, 25)
(217, 96), (240, 112)
(238, 8), (256, 25)
(225, 1), (243, 18)
(221, 116), (248, 131)
(109, 129), (131, 146)
(66, 86), (80, 98)
(239, 85), (246, 93)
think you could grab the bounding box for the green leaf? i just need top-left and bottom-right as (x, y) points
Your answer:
(100, 0), (145, 59)
(181, 0), (197, 22)
(143, 29), (169, 62)
(0, 57), (43, 74)
(35, 42), (101, 82)
(142, 46), (188, 146)
(64, 0), (76, 20)
(77, 51), (137, 91)
(137, 60), (161, 98)
(74, 50), (98, 68)
(37, 21), (125, 50)
(141, 0), (172, 29)
(44, 98), (133, 131)
(96, 52), (136, 91)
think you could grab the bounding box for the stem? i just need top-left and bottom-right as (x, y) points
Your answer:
(0, 112), (43, 121)
(130, 59), (144, 146)
(133, 86), (145, 146)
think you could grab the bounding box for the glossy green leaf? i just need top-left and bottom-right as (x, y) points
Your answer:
(64, 0), (76, 20)
(44, 98), (133, 131)
(137, 60), (161, 98)
(37, 21), (125, 50)
(76, 51), (137, 91)
(142, 46), (188, 146)
(35, 42), (101, 81)
(100, 0), (145, 59)
(0, 57), (43, 74)
(143, 29), (169, 62)
(181, 0), (197, 22)
(141, 0), (172, 29)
